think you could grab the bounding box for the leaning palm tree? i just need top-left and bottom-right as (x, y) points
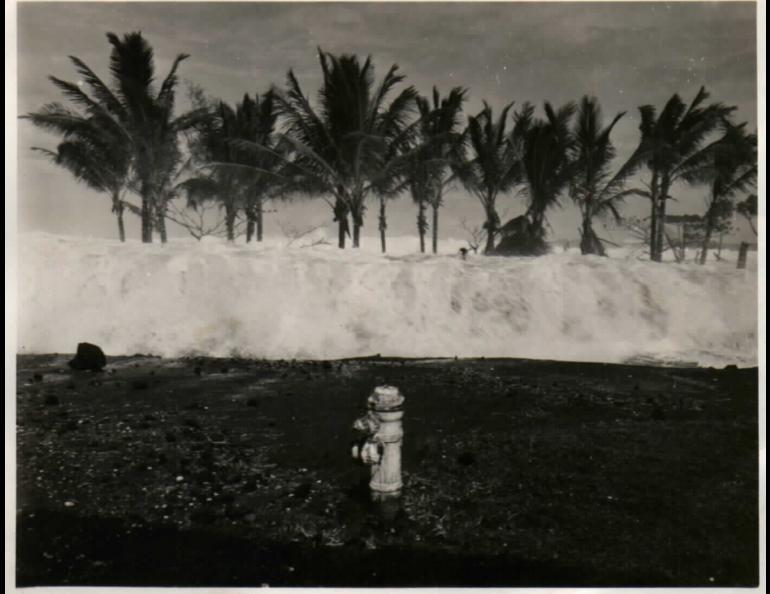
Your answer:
(685, 123), (757, 264)
(24, 106), (132, 241)
(273, 49), (417, 248)
(631, 87), (735, 261)
(407, 87), (467, 253)
(568, 96), (631, 255)
(453, 101), (519, 254)
(25, 32), (205, 242)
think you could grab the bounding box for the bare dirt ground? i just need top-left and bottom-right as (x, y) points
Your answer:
(14, 354), (758, 587)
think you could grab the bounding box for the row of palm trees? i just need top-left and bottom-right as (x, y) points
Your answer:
(23, 32), (757, 261)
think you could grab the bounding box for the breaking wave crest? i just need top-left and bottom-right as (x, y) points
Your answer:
(17, 233), (758, 367)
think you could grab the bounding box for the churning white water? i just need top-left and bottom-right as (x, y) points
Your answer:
(16, 232), (758, 367)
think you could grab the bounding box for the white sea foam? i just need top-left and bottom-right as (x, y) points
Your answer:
(16, 231), (758, 367)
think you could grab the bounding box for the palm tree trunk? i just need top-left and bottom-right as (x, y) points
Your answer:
(580, 215), (605, 256)
(156, 202), (168, 244)
(256, 196), (264, 242)
(333, 197), (349, 249)
(117, 211), (126, 243)
(653, 175), (669, 262)
(378, 196), (387, 254)
(140, 187), (153, 243)
(417, 200), (427, 253)
(351, 202), (364, 249)
(737, 242), (749, 269)
(113, 192), (126, 243)
(655, 197), (666, 262)
(246, 207), (256, 243)
(432, 203), (439, 254)
(353, 221), (362, 248)
(225, 208), (236, 242)
(484, 201), (498, 255)
(338, 218), (348, 248)
(699, 201), (715, 265)
(648, 172), (659, 261)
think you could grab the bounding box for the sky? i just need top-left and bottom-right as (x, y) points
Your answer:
(15, 1), (759, 245)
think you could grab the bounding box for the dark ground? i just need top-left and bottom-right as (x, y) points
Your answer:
(14, 354), (759, 587)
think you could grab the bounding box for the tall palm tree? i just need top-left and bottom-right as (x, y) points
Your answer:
(273, 49), (417, 248)
(177, 100), (244, 241)
(25, 32), (205, 243)
(407, 87), (467, 253)
(632, 87), (735, 261)
(686, 123), (757, 264)
(405, 139), (435, 253)
(454, 101), (519, 254)
(107, 32), (208, 243)
(505, 101), (576, 255)
(233, 91), (282, 243)
(568, 96), (631, 256)
(23, 104), (132, 241)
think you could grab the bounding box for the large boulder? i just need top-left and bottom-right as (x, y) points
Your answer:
(68, 342), (107, 371)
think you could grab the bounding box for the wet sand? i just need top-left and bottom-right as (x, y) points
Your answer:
(14, 354), (759, 587)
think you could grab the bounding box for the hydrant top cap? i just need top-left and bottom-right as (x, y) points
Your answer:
(368, 385), (404, 409)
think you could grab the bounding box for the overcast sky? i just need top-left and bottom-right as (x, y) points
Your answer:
(16, 1), (758, 244)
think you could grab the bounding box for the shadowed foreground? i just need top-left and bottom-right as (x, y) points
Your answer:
(15, 355), (758, 587)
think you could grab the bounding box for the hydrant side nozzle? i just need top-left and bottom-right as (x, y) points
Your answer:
(353, 412), (379, 434)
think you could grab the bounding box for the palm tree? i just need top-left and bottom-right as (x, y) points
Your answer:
(405, 140), (435, 252)
(407, 87), (467, 253)
(568, 96), (631, 256)
(504, 101), (576, 255)
(220, 91), (283, 243)
(632, 87), (735, 261)
(736, 193), (758, 236)
(178, 100), (248, 241)
(108, 32), (208, 243)
(273, 49), (417, 248)
(687, 123), (757, 264)
(454, 101), (519, 254)
(25, 32), (205, 243)
(23, 105), (132, 241)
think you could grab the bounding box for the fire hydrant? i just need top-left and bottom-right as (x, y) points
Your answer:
(351, 385), (405, 494)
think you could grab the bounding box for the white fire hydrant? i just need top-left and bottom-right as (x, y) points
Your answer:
(351, 385), (405, 494)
